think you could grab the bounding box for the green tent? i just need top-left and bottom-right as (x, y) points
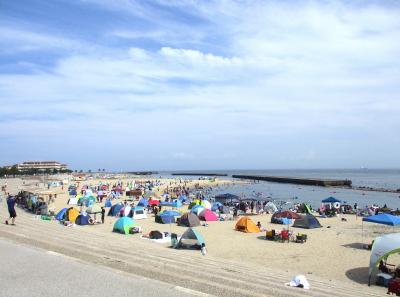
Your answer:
(113, 217), (136, 235)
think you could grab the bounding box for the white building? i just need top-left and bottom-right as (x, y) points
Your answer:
(16, 161), (68, 171)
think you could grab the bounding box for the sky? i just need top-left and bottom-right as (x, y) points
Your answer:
(0, 0), (400, 171)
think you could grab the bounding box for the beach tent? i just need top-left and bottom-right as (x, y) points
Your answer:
(104, 199), (112, 208)
(198, 209), (218, 222)
(66, 208), (79, 223)
(178, 195), (188, 202)
(219, 206), (230, 214)
(177, 228), (205, 249)
(68, 197), (78, 205)
(69, 189), (77, 196)
(264, 202), (278, 214)
(235, 217), (260, 233)
(113, 217), (136, 235)
(138, 198), (149, 207)
(292, 214), (322, 229)
(200, 200), (212, 209)
(131, 206), (147, 220)
(148, 198), (160, 206)
(172, 199), (183, 208)
(189, 199), (201, 209)
(179, 213), (201, 227)
(211, 202), (223, 211)
(122, 205), (132, 217)
(75, 214), (92, 225)
(87, 204), (102, 214)
(368, 233), (400, 285)
(108, 203), (123, 216)
(55, 208), (68, 221)
(191, 205), (205, 216)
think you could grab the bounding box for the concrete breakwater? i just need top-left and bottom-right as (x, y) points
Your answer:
(172, 173), (228, 177)
(232, 174), (352, 187)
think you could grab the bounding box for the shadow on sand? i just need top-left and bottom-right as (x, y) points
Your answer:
(345, 267), (370, 284)
(342, 243), (368, 250)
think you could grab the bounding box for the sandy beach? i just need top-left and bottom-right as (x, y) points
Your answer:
(0, 176), (396, 296)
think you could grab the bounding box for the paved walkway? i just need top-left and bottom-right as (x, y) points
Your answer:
(0, 239), (195, 297)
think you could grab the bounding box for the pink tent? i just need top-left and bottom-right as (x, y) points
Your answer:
(199, 209), (218, 221)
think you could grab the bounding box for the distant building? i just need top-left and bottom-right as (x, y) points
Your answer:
(16, 161), (68, 171)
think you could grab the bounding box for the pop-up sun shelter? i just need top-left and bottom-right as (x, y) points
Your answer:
(66, 207), (79, 222)
(108, 203), (123, 216)
(138, 198), (149, 207)
(235, 217), (260, 233)
(179, 213), (201, 227)
(113, 217), (136, 235)
(130, 206), (147, 220)
(368, 233), (400, 285)
(293, 214), (322, 229)
(211, 202), (223, 211)
(55, 208), (68, 221)
(75, 213), (93, 225)
(198, 209), (218, 221)
(191, 205), (205, 215)
(264, 202), (278, 214)
(177, 228), (205, 249)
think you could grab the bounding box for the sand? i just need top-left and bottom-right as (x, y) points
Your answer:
(1, 175), (397, 295)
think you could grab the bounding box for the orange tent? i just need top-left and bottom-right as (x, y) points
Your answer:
(235, 217), (260, 233)
(66, 207), (80, 223)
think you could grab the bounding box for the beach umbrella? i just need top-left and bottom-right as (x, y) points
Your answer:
(361, 214), (400, 247)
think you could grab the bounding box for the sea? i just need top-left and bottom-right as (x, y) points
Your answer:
(158, 169), (400, 210)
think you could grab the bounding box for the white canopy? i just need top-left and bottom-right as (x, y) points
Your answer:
(264, 202), (278, 213)
(369, 233), (400, 285)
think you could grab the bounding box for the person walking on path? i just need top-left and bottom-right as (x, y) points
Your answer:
(5, 195), (17, 225)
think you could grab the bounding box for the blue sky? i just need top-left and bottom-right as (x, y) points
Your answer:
(1, 0), (400, 171)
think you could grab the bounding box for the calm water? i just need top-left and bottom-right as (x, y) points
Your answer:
(159, 169), (400, 209)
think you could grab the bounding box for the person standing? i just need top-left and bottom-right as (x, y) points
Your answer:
(5, 195), (17, 225)
(101, 207), (105, 224)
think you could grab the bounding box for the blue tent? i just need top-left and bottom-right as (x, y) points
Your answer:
(211, 202), (223, 211)
(178, 195), (187, 202)
(321, 197), (342, 203)
(55, 208), (67, 221)
(191, 205), (205, 214)
(105, 199), (112, 208)
(108, 203), (123, 216)
(172, 200), (183, 208)
(75, 214), (92, 225)
(69, 189), (77, 196)
(138, 198), (149, 207)
(363, 214), (400, 226)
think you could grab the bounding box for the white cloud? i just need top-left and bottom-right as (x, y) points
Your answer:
(1, 1), (400, 168)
